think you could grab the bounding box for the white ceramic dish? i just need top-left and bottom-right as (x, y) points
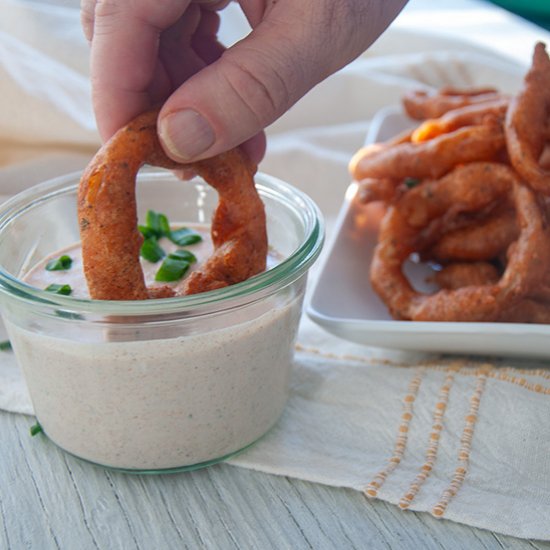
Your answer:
(307, 107), (550, 359)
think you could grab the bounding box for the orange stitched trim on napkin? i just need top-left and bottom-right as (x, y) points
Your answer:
(432, 373), (487, 517)
(487, 369), (550, 394)
(398, 372), (455, 510)
(364, 367), (425, 498)
(434, 365), (550, 395)
(294, 344), (550, 393)
(294, 345), (550, 517)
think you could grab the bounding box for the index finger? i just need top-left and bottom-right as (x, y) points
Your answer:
(90, 0), (192, 140)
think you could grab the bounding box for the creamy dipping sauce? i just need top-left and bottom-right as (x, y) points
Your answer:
(23, 224), (280, 299)
(10, 294), (302, 470)
(8, 226), (303, 470)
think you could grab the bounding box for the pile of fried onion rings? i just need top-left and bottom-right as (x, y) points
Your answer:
(78, 109), (267, 301)
(348, 42), (550, 323)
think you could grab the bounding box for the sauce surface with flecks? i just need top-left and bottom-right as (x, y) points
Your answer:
(23, 223), (280, 298)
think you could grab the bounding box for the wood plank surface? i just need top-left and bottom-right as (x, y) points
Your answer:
(1, 411), (548, 550)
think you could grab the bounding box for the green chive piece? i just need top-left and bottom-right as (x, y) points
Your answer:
(138, 224), (156, 239)
(169, 249), (197, 263)
(30, 422), (43, 437)
(140, 237), (166, 263)
(45, 284), (72, 296)
(169, 227), (202, 246)
(158, 215), (171, 236)
(140, 210), (202, 248)
(155, 257), (191, 282)
(154, 249), (197, 282)
(0, 340), (11, 351)
(404, 177), (421, 189)
(45, 255), (73, 271)
(146, 210), (171, 238)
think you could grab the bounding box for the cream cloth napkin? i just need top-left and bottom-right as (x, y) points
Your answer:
(2, 0), (550, 541)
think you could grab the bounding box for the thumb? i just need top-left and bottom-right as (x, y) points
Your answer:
(158, 1), (406, 162)
(158, 25), (304, 161)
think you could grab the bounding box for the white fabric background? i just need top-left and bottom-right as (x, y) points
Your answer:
(1, 0), (550, 540)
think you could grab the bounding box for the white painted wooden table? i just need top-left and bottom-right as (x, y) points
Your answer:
(2, 410), (548, 549)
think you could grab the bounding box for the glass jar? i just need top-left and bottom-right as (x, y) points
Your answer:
(0, 169), (323, 472)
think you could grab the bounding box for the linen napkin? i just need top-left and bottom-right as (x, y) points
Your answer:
(2, 0), (550, 541)
(231, 317), (550, 540)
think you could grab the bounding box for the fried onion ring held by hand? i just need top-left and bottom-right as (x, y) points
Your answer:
(78, 110), (267, 300)
(402, 87), (503, 120)
(505, 42), (550, 195)
(370, 163), (550, 321)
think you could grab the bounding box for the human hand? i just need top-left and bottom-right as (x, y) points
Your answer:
(82, 0), (408, 164)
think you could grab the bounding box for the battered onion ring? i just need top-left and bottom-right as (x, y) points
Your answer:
(349, 118), (505, 181)
(370, 163), (550, 321)
(411, 98), (509, 142)
(357, 177), (400, 204)
(433, 262), (500, 290)
(433, 262), (550, 324)
(426, 204), (518, 262)
(505, 42), (550, 195)
(427, 256), (550, 324)
(403, 87), (503, 120)
(498, 299), (550, 323)
(78, 109), (267, 301)
(540, 143), (550, 170)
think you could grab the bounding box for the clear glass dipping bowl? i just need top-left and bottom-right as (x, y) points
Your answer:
(0, 169), (323, 472)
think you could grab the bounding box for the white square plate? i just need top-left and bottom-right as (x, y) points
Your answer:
(306, 107), (550, 359)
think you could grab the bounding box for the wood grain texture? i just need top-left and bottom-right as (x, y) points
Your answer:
(1, 411), (548, 550)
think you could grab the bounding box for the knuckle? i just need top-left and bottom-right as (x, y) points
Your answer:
(94, 0), (123, 19)
(81, 0), (96, 17)
(221, 53), (292, 127)
(92, 0), (131, 38)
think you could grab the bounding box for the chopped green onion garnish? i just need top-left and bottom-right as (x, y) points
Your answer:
(169, 227), (202, 246)
(139, 210), (202, 248)
(0, 340), (11, 351)
(404, 177), (421, 189)
(138, 224), (156, 239)
(45, 283), (72, 296)
(155, 257), (191, 282)
(45, 255), (73, 271)
(146, 210), (171, 238)
(140, 237), (166, 263)
(155, 248), (198, 282)
(30, 422), (43, 436)
(169, 249), (197, 263)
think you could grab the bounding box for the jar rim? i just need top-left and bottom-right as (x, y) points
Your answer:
(0, 169), (324, 316)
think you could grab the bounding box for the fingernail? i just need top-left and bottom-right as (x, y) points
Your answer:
(160, 109), (215, 161)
